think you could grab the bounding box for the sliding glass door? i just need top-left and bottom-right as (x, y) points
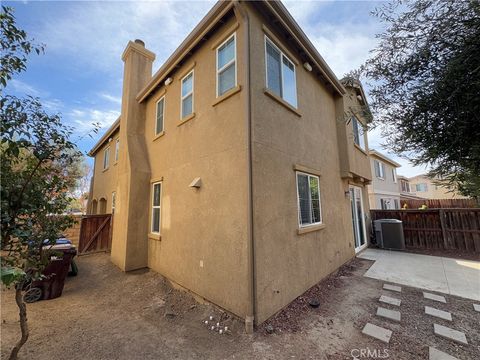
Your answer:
(350, 185), (367, 252)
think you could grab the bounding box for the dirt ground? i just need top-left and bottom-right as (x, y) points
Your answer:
(1, 253), (479, 359)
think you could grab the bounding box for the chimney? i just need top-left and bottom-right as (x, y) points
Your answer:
(110, 40), (155, 271)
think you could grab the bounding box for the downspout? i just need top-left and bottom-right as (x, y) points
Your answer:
(233, 0), (255, 334)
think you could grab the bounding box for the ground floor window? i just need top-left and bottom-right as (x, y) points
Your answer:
(151, 182), (162, 234)
(296, 172), (322, 227)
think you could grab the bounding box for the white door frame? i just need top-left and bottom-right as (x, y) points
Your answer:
(350, 185), (368, 253)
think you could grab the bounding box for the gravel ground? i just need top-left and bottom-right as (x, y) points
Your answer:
(1, 253), (479, 359)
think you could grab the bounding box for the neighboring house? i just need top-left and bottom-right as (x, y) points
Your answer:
(398, 175), (425, 202)
(87, 0), (372, 330)
(367, 150), (401, 209)
(409, 174), (469, 199)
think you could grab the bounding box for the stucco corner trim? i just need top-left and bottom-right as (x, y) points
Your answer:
(263, 88), (301, 117)
(212, 85), (242, 107)
(297, 223), (326, 235)
(177, 62), (196, 81)
(210, 22), (240, 50)
(148, 233), (161, 241)
(293, 164), (322, 177)
(353, 143), (368, 156)
(153, 130), (166, 141)
(178, 112), (196, 127)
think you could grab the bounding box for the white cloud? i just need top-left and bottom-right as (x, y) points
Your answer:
(67, 108), (120, 134)
(8, 79), (43, 97)
(99, 93), (122, 106)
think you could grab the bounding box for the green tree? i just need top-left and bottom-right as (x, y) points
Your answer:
(1, 6), (84, 359)
(362, 0), (480, 200)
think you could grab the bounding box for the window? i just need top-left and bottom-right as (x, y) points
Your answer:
(392, 168), (397, 183)
(352, 116), (366, 150)
(156, 97), (165, 135)
(296, 172), (322, 227)
(181, 71), (194, 119)
(416, 183), (428, 192)
(216, 33), (236, 96)
(103, 147), (110, 170)
(374, 160), (385, 179)
(151, 182), (162, 234)
(401, 180), (410, 193)
(115, 139), (120, 162)
(111, 192), (116, 213)
(394, 199), (400, 209)
(265, 37), (297, 107)
(380, 198), (391, 210)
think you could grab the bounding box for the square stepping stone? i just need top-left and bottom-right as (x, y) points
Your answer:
(362, 323), (392, 343)
(383, 284), (401, 292)
(379, 295), (401, 306)
(433, 324), (467, 345)
(424, 292), (446, 303)
(425, 306), (452, 321)
(474, 303), (480, 312)
(376, 306), (401, 322)
(429, 347), (459, 360)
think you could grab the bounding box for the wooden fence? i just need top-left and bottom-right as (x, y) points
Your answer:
(400, 198), (478, 209)
(371, 209), (480, 252)
(78, 214), (113, 254)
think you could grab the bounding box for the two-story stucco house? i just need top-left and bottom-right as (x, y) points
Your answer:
(408, 174), (470, 200)
(367, 150), (401, 209)
(87, 0), (372, 331)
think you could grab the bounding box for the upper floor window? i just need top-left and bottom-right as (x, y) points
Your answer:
(216, 33), (236, 96)
(156, 97), (165, 135)
(265, 36), (297, 108)
(352, 116), (366, 151)
(151, 182), (162, 234)
(296, 172), (322, 227)
(401, 180), (410, 193)
(181, 71), (194, 119)
(374, 160), (385, 179)
(115, 139), (120, 162)
(392, 168), (397, 183)
(103, 147), (110, 170)
(415, 183), (428, 192)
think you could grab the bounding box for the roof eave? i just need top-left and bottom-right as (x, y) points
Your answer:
(87, 117), (121, 157)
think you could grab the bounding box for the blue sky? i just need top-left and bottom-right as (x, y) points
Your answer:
(4, 0), (428, 177)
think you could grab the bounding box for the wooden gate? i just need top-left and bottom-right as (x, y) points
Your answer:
(78, 214), (113, 254)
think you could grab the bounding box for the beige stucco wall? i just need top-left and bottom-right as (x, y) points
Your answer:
(338, 86), (371, 181)
(247, 6), (356, 324)
(409, 175), (469, 199)
(90, 131), (120, 214)
(142, 16), (250, 318)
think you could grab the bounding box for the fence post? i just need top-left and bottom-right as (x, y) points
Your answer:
(439, 209), (448, 250)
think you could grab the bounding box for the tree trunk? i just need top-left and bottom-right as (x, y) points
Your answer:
(9, 286), (29, 360)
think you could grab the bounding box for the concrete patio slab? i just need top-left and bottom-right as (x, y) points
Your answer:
(425, 306), (452, 321)
(376, 307), (401, 322)
(383, 284), (402, 292)
(474, 304), (480, 312)
(358, 249), (480, 301)
(424, 292), (447, 303)
(362, 323), (392, 343)
(379, 295), (401, 306)
(433, 324), (468, 345)
(429, 347), (459, 360)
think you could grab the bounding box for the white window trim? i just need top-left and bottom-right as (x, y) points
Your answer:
(216, 32), (237, 97)
(392, 168), (397, 183)
(375, 160), (385, 180)
(180, 70), (194, 119)
(296, 171), (323, 228)
(264, 35), (298, 108)
(103, 147), (110, 170)
(151, 182), (162, 235)
(155, 96), (165, 135)
(115, 139), (119, 163)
